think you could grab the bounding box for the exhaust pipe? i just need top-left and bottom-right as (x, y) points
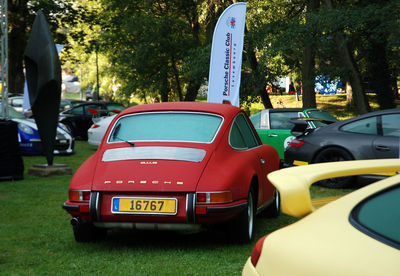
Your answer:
(70, 217), (80, 226)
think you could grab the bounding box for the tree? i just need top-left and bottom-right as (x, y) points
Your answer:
(322, 0), (370, 114)
(8, 0), (28, 95)
(8, 0), (76, 95)
(86, 0), (211, 103)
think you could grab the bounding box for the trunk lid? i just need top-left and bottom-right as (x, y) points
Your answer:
(91, 145), (211, 192)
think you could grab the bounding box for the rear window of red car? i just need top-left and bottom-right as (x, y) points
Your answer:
(108, 112), (223, 143)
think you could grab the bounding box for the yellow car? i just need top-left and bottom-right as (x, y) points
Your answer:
(243, 159), (400, 276)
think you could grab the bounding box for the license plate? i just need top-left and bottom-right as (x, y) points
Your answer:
(111, 197), (177, 215)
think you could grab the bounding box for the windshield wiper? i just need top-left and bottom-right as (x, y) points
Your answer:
(111, 124), (135, 147)
(115, 136), (135, 147)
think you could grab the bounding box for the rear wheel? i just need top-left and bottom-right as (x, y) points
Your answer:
(263, 190), (280, 218)
(313, 147), (354, 188)
(229, 187), (255, 243)
(73, 222), (107, 242)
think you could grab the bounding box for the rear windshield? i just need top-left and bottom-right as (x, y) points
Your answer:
(305, 110), (338, 127)
(350, 184), (400, 250)
(108, 112), (223, 143)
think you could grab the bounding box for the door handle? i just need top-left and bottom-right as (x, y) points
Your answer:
(268, 134), (278, 137)
(375, 145), (390, 151)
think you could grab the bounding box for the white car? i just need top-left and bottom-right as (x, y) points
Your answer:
(87, 114), (116, 146)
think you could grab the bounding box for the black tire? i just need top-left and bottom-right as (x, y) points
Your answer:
(313, 147), (354, 188)
(73, 222), (107, 242)
(263, 190), (280, 218)
(229, 187), (256, 243)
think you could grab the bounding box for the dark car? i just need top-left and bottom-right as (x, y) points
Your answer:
(284, 108), (400, 188)
(85, 85), (102, 101)
(59, 99), (85, 111)
(59, 101), (125, 140)
(250, 108), (337, 159)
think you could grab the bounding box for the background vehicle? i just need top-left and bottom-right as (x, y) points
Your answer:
(243, 159), (400, 276)
(59, 99), (85, 111)
(284, 108), (400, 188)
(8, 96), (24, 113)
(59, 101), (125, 140)
(85, 85), (102, 101)
(0, 103), (74, 155)
(250, 108), (337, 159)
(63, 102), (280, 243)
(87, 114), (116, 146)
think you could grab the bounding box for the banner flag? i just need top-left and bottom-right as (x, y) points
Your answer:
(207, 2), (247, 107)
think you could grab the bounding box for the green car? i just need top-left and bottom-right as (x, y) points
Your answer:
(250, 108), (337, 159)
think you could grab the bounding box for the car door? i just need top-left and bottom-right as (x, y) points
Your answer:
(231, 113), (274, 203)
(261, 111), (298, 159)
(80, 104), (103, 135)
(373, 114), (400, 159)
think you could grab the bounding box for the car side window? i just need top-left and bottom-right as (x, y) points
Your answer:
(250, 112), (261, 129)
(230, 122), (247, 149)
(84, 105), (101, 115)
(70, 106), (84, 115)
(230, 113), (259, 150)
(341, 117), (378, 135)
(350, 184), (400, 250)
(269, 112), (298, 130)
(382, 114), (400, 137)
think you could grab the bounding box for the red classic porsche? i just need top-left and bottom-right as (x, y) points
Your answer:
(63, 102), (280, 242)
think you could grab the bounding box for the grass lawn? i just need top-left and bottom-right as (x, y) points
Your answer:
(3, 93), (368, 275)
(0, 141), (353, 275)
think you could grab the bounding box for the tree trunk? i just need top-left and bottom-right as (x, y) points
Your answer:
(8, 0), (28, 95)
(368, 41), (396, 110)
(183, 0), (202, 101)
(184, 81), (201, 101)
(323, 0), (370, 114)
(345, 81), (354, 106)
(301, 0), (319, 109)
(160, 69), (169, 102)
(246, 28), (272, 109)
(302, 45), (317, 108)
(171, 56), (183, 101)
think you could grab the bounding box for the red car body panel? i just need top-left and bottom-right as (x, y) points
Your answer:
(63, 102), (279, 233)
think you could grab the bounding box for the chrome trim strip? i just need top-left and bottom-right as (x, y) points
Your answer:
(62, 202), (79, 212)
(102, 146), (207, 163)
(89, 192), (101, 221)
(186, 193), (196, 224)
(93, 222), (203, 232)
(206, 202), (247, 213)
(95, 192), (101, 221)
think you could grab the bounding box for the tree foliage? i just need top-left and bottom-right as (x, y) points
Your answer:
(7, 0), (400, 113)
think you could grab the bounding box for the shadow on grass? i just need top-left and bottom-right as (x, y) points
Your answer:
(75, 214), (298, 251)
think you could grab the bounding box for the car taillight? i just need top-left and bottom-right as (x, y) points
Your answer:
(250, 235), (269, 266)
(90, 124), (100, 129)
(288, 139), (305, 148)
(69, 190), (91, 202)
(196, 191), (232, 204)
